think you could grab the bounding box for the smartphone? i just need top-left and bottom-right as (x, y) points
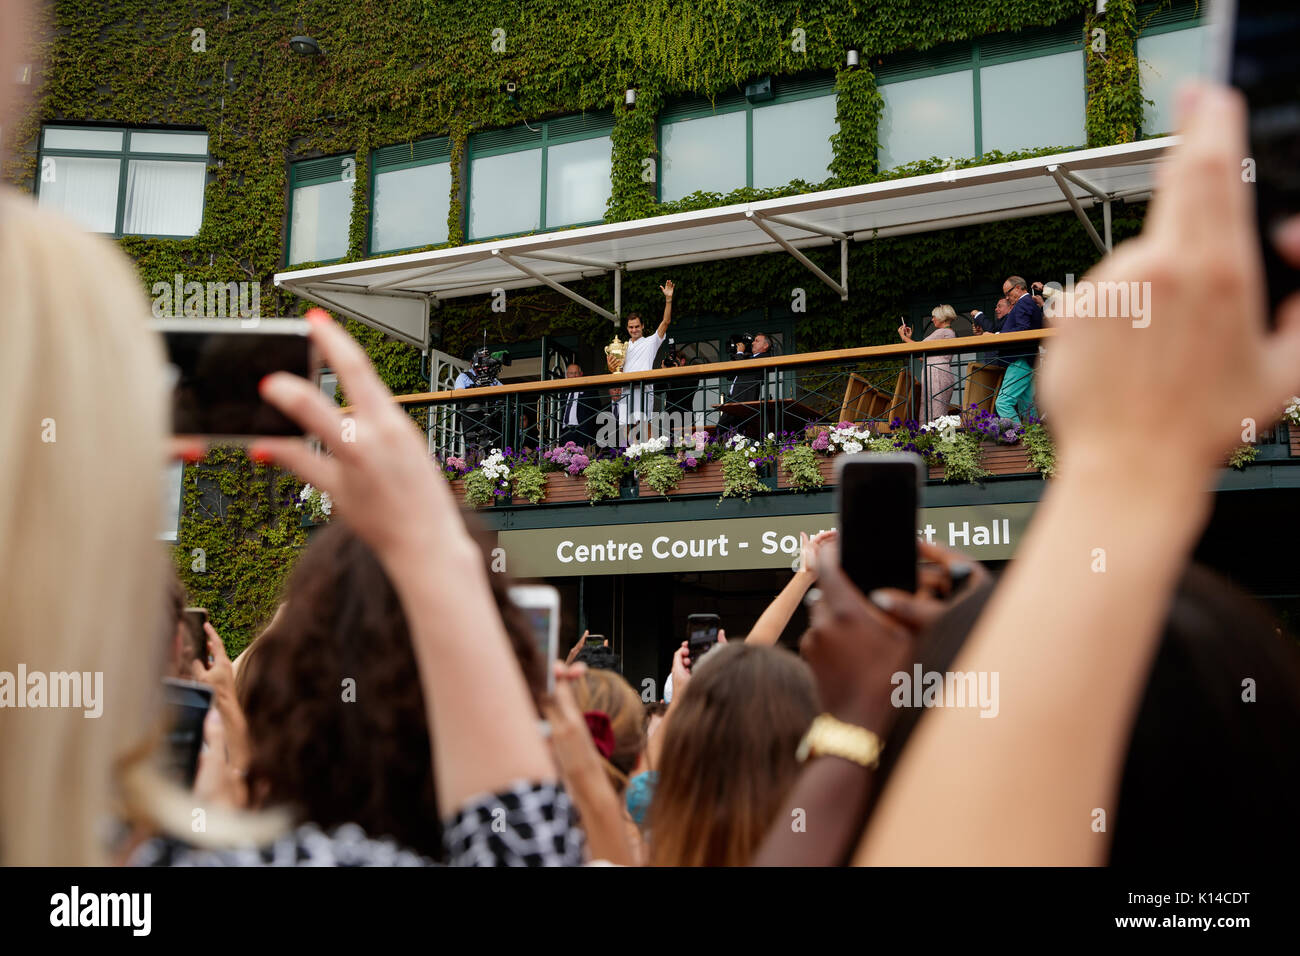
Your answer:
(835, 453), (923, 596)
(1215, 0), (1300, 317)
(686, 613), (720, 667)
(152, 318), (316, 440)
(510, 585), (560, 695)
(161, 677), (213, 787)
(585, 633), (607, 647)
(182, 607), (210, 667)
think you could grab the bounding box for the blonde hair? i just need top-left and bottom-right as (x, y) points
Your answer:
(0, 191), (286, 863)
(931, 304), (957, 326)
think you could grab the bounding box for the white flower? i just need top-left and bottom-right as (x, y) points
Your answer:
(921, 414), (962, 441)
(748, 461), (756, 469)
(767, 432), (775, 440)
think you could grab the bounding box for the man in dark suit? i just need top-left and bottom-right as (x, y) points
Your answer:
(557, 362), (600, 446)
(988, 275), (1044, 422)
(968, 298), (1009, 366)
(718, 332), (772, 434)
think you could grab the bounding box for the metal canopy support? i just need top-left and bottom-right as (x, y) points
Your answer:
(746, 209), (849, 301)
(493, 249), (618, 322)
(366, 255), (488, 293)
(1047, 164), (1108, 256)
(613, 267), (622, 326)
(1103, 200), (1113, 252)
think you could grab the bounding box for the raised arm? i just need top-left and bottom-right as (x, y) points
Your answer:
(855, 85), (1300, 865)
(656, 280), (674, 338)
(745, 531), (835, 646)
(255, 312), (554, 815)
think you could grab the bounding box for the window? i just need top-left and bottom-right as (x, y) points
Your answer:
(659, 76), (838, 202)
(158, 460), (183, 543)
(875, 25), (1086, 170)
(467, 113), (613, 240)
(369, 137), (452, 254)
(287, 155), (354, 265)
(1137, 3), (1212, 136)
(37, 126), (207, 237)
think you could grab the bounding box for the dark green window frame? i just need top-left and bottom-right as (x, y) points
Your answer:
(286, 153), (356, 266)
(1135, 0), (1210, 138)
(656, 74), (838, 201)
(35, 124), (208, 239)
(873, 22), (1087, 160)
(465, 111), (615, 242)
(367, 136), (453, 256)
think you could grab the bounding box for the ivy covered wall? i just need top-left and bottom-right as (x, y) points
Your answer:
(2, 0), (1163, 650)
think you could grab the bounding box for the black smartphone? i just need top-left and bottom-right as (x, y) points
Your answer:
(835, 453), (923, 596)
(1217, 0), (1300, 318)
(161, 677), (213, 787)
(182, 607), (209, 666)
(686, 613), (720, 667)
(152, 318), (316, 440)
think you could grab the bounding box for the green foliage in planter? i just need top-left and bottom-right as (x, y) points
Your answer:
(719, 449), (766, 502)
(584, 459), (627, 503)
(1020, 422), (1057, 478)
(780, 444), (825, 492)
(463, 469), (498, 507)
(511, 463), (548, 504)
(637, 454), (684, 497)
(934, 434), (990, 485)
(1227, 443), (1259, 471)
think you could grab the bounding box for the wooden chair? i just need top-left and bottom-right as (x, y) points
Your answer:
(875, 368), (920, 433)
(836, 372), (894, 431)
(964, 362), (1005, 414)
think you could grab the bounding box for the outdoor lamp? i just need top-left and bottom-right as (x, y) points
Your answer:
(845, 47), (860, 69)
(290, 36), (325, 56)
(624, 88), (636, 108)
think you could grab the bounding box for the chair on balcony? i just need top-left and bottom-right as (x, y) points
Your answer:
(875, 368), (921, 433)
(833, 372), (895, 432)
(964, 362), (1006, 414)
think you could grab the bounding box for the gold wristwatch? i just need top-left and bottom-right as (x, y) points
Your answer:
(796, 714), (883, 769)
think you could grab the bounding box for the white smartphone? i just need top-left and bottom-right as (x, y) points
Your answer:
(509, 585), (560, 695)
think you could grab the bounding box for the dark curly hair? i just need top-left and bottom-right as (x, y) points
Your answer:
(240, 519), (544, 860)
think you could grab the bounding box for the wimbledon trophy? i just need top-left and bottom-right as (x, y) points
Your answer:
(604, 334), (627, 373)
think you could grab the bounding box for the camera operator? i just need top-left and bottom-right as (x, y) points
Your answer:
(454, 347), (507, 454)
(718, 332), (772, 434)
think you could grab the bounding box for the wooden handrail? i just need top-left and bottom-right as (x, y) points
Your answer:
(390, 329), (1055, 406)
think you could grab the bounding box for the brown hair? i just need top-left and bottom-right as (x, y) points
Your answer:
(647, 643), (819, 866)
(571, 669), (646, 792)
(240, 521), (543, 859)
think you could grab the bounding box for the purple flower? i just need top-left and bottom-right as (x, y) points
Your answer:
(685, 455), (698, 468)
(811, 431), (830, 451)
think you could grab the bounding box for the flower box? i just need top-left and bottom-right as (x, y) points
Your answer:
(543, 472), (590, 503)
(928, 442), (1033, 480)
(1290, 428), (1300, 457)
(776, 454), (838, 490)
(638, 460), (725, 497)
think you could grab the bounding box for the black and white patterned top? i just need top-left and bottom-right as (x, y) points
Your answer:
(130, 781), (585, 867)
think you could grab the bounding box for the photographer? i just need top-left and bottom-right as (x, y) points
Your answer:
(454, 347), (507, 453)
(717, 332), (772, 434)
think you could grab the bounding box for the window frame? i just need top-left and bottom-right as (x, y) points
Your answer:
(465, 112), (615, 242)
(656, 75), (839, 202)
(286, 153), (357, 267)
(35, 124), (209, 240)
(366, 136), (454, 256)
(873, 24), (1086, 167)
(1134, 0), (1210, 138)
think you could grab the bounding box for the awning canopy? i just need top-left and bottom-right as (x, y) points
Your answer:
(274, 137), (1174, 348)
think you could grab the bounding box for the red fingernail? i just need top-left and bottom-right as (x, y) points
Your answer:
(182, 449), (204, 464)
(305, 308), (329, 324)
(249, 448), (272, 464)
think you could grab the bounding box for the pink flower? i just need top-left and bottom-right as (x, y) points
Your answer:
(811, 432), (829, 451)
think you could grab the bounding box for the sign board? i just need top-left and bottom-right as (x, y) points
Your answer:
(498, 502), (1036, 577)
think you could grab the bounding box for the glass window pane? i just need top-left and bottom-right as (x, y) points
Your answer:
(37, 155), (121, 232)
(123, 160), (205, 236)
(468, 149), (542, 239)
(981, 51), (1085, 153)
(877, 71), (975, 169)
(289, 179), (353, 264)
(660, 110), (746, 202)
(42, 127), (123, 151)
(158, 461), (183, 542)
(1139, 25), (1213, 135)
(372, 161), (452, 252)
(752, 94), (837, 187)
(545, 136), (612, 227)
(130, 131), (209, 155)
